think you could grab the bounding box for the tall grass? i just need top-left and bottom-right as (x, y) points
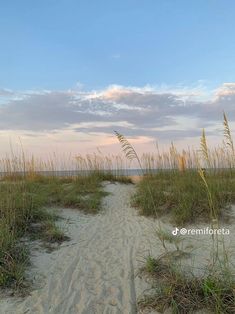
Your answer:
(0, 151), (132, 290)
(123, 114), (235, 225)
(116, 112), (235, 313)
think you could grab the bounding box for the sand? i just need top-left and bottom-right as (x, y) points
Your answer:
(0, 183), (162, 314)
(0, 182), (235, 314)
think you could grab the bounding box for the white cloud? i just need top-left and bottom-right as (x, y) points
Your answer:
(0, 82), (234, 152)
(111, 53), (121, 59)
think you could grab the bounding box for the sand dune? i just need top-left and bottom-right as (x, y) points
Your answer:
(0, 183), (162, 314)
(1, 182), (234, 314)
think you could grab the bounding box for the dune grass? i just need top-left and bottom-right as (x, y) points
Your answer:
(114, 113), (235, 226)
(139, 256), (235, 314)
(0, 178), (62, 289)
(133, 169), (235, 225)
(0, 171), (132, 290)
(115, 112), (235, 313)
(133, 169), (235, 313)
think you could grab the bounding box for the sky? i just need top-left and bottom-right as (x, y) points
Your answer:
(1, 0), (235, 158)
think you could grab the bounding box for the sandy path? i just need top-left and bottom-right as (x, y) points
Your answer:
(0, 183), (160, 314)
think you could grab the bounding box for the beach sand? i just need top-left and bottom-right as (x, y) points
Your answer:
(0, 182), (235, 314)
(0, 183), (160, 314)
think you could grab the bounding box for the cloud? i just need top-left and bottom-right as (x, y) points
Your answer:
(0, 83), (234, 146)
(111, 53), (121, 59)
(0, 88), (14, 96)
(215, 83), (235, 98)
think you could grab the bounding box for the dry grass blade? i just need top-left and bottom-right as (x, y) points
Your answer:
(223, 111), (234, 154)
(200, 128), (210, 167)
(114, 131), (142, 169)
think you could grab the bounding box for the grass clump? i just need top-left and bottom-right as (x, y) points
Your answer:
(88, 171), (133, 184)
(133, 170), (235, 225)
(139, 257), (235, 314)
(40, 220), (67, 243)
(0, 172), (112, 289)
(0, 232), (29, 288)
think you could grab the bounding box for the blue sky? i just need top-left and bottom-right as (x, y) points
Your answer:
(1, 1), (235, 156)
(1, 0), (235, 90)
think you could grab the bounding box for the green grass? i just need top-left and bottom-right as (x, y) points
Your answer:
(0, 171), (130, 289)
(133, 170), (235, 225)
(20, 175), (108, 213)
(139, 256), (235, 314)
(88, 171), (133, 184)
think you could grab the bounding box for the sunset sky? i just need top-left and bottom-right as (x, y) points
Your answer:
(1, 0), (235, 157)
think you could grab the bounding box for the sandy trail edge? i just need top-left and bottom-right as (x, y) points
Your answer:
(0, 183), (161, 314)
